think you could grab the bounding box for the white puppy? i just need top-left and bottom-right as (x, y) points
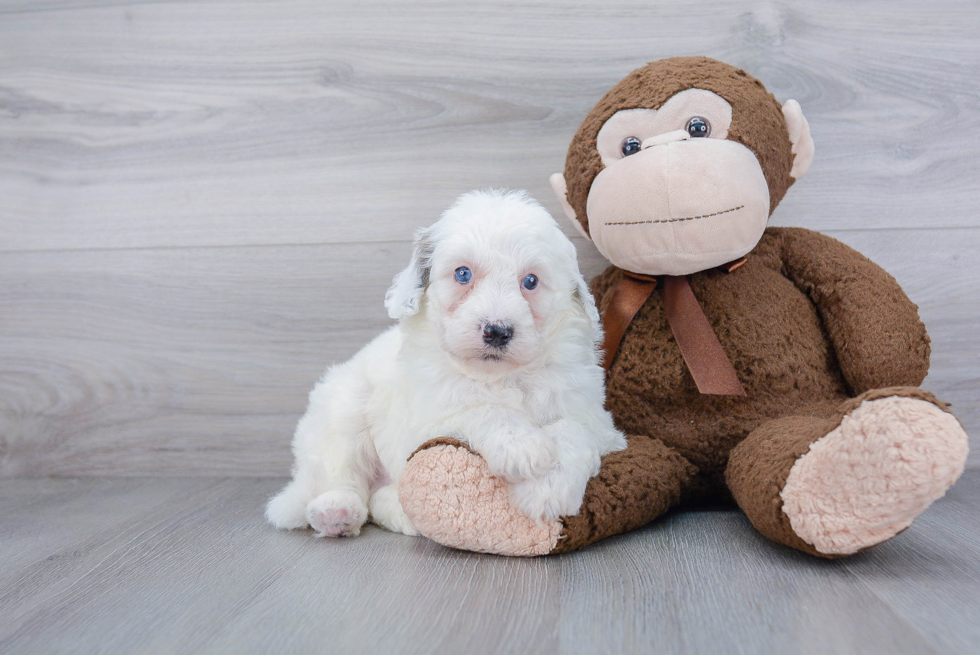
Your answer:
(266, 190), (626, 538)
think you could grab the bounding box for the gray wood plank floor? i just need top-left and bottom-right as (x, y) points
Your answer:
(1, 0), (979, 476)
(0, 472), (977, 654)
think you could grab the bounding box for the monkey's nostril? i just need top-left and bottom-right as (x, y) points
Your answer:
(482, 322), (514, 349)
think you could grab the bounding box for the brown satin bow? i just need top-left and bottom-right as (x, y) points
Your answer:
(600, 259), (746, 396)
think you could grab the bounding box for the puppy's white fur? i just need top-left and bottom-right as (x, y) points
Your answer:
(266, 190), (626, 538)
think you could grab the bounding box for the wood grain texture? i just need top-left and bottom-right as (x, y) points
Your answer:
(0, 0), (978, 475)
(0, 473), (977, 654)
(1, 230), (976, 476)
(1, 0), (979, 252)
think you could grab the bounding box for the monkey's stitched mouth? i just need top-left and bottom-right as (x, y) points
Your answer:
(604, 205), (744, 227)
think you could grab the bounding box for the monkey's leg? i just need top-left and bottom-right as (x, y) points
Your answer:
(398, 435), (697, 556)
(726, 387), (968, 558)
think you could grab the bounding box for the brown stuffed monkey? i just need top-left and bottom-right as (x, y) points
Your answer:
(397, 57), (969, 558)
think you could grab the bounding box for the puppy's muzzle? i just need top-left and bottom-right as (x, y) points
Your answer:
(482, 322), (514, 349)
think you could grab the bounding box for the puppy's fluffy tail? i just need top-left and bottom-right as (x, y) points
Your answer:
(265, 480), (311, 530)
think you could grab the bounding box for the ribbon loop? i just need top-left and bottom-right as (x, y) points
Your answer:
(600, 265), (746, 397)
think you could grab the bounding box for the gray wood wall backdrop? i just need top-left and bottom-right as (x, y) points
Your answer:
(1, 0), (978, 477)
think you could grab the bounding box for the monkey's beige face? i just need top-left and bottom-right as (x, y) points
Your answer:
(589, 89), (768, 276)
(552, 88), (813, 277)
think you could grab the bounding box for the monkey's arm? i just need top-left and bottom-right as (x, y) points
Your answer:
(774, 227), (930, 394)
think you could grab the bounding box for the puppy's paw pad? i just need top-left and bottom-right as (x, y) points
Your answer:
(306, 491), (367, 538)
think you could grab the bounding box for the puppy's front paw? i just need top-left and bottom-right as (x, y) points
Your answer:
(484, 427), (558, 481)
(510, 465), (588, 523)
(306, 490), (368, 538)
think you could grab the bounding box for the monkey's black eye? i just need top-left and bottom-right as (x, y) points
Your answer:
(621, 136), (642, 157)
(686, 117), (710, 138)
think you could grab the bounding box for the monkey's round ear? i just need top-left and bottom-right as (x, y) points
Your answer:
(385, 227), (433, 320)
(782, 99), (814, 180)
(550, 173), (592, 242)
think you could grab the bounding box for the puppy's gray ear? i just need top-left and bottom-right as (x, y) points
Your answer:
(385, 227), (434, 320)
(573, 270), (602, 344)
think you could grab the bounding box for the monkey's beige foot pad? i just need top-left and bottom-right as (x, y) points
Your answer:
(781, 396), (969, 555)
(398, 439), (562, 557)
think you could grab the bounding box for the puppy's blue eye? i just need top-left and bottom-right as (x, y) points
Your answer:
(522, 274), (538, 290)
(454, 267), (472, 284)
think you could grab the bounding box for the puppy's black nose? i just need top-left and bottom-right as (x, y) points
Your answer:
(482, 322), (514, 349)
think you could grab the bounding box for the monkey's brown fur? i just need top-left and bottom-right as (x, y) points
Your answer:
(552, 58), (945, 556)
(555, 229), (937, 555)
